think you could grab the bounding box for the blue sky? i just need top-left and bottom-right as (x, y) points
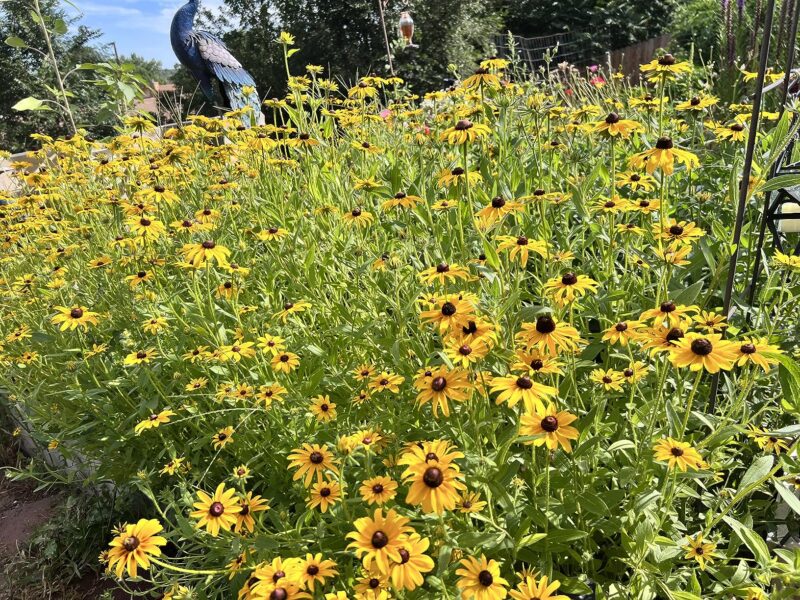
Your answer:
(65, 0), (223, 68)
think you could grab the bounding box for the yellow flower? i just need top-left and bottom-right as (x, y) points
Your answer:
(542, 272), (599, 306)
(496, 235), (548, 266)
(682, 533), (721, 570)
(278, 31), (295, 45)
(307, 480), (342, 513)
(510, 575), (570, 600)
(629, 137), (699, 175)
(359, 476), (398, 506)
(734, 338), (782, 371)
(456, 554), (509, 600)
(189, 482), (240, 536)
(490, 373), (557, 413)
(107, 519), (166, 578)
(402, 455), (466, 514)
(272, 351), (300, 373)
(389, 533), (434, 591)
(123, 348), (158, 366)
(51, 305), (100, 331)
(653, 438), (705, 471)
(519, 403), (580, 453)
(589, 368), (625, 392)
(346, 508), (413, 574)
(669, 332), (738, 373)
(134, 409), (176, 435)
(414, 366), (473, 417)
(181, 240), (231, 267)
(639, 54), (692, 79)
(593, 112), (642, 138)
(310, 395), (337, 422)
(439, 119), (492, 145)
(287, 443), (339, 487)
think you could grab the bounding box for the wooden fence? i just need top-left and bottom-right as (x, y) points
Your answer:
(607, 34), (673, 79)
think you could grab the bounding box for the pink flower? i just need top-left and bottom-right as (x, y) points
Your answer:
(588, 65), (599, 73)
(590, 76), (606, 87)
(379, 109), (392, 119)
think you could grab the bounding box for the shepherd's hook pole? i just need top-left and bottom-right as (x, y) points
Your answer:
(709, 0), (776, 410)
(377, 0), (395, 76)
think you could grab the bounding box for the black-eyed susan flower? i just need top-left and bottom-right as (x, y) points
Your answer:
(190, 482), (239, 536)
(256, 383), (287, 407)
(346, 508), (412, 574)
(444, 336), (491, 368)
(182, 240), (231, 268)
(212, 426), (235, 449)
(516, 315), (581, 356)
(496, 235), (548, 266)
(747, 425), (790, 455)
(511, 349), (563, 376)
(653, 219), (705, 248)
(271, 351), (300, 373)
(126, 215), (166, 242)
(142, 316), (168, 334)
(219, 341), (257, 362)
(123, 348), (158, 366)
(615, 171), (656, 191)
(107, 518), (166, 578)
(456, 554), (509, 600)
(734, 338), (782, 371)
(310, 395), (337, 422)
(676, 94), (718, 111)
(640, 301), (697, 327)
(389, 533), (435, 591)
(509, 575), (570, 600)
(257, 226), (290, 241)
(519, 404), (579, 452)
(232, 464), (251, 481)
(414, 365), (473, 416)
(234, 491), (269, 533)
(475, 196), (525, 228)
(543, 272), (599, 306)
(418, 262), (474, 285)
(276, 300), (312, 321)
(593, 112), (642, 138)
(490, 373), (557, 413)
(288, 444), (339, 487)
(299, 553), (338, 592)
(134, 409), (176, 435)
(440, 119), (491, 145)
(669, 332), (737, 373)
(307, 480), (342, 513)
(437, 166), (482, 187)
(653, 438), (705, 471)
(589, 368), (625, 392)
(368, 371), (405, 394)
(342, 207), (374, 227)
(125, 270), (153, 287)
(419, 293), (476, 334)
(353, 568), (390, 598)
(639, 54), (692, 80)
(359, 475), (398, 506)
(692, 311), (727, 333)
(682, 533), (721, 570)
(402, 456), (466, 514)
(456, 490), (487, 514)
(353, 363), (376, 381)
(381, 191), (423, 210)
(462, 67), (501, 89)
(629, 137), (699, 175)
(257, 334), (286, 356)
(51, 305), (100, 331)
(602, 320), (643, 346)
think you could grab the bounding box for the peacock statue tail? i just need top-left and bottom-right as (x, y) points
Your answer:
(170, 0), (264, 127)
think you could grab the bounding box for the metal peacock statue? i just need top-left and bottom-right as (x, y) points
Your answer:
(170, 0), (262, 126)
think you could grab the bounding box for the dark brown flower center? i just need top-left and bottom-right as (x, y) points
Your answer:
(451, 167), (465, 175)
(307, 564), (319, 575)
(655, 137), (673, 150)
(615, 322), (628, 332)
(351, 208), (362, 217)
(362, 141), (371, 148)
(372, 484), (384, 494)
(137, 271), (147, 278)
(394, 191), (407, 199)
(536, 316), (556, 334)
(530, 359), (544, 370)
(454, 119), (473, 131)
(437, 262), (450, 273)
(122, 536), (139, 551)
(139, 218), (151, 226)
(441, 302), (457, 316)
(319, 487), (331, 497)
(671, 447), (684, 456)
(605, 112), (620, 124)
(425, 452), (438, 462)
(690, 96), (700, 106)
(666, 328), (684, 342)
(270, 588), (288, 600)
(631, 174), (641, 181)
(517, 235), (528, 245)
(691, 338), (713, 356)
(371, 531), (389, 549)
(478, 570), (494, 586)
(459, 344), (472, 356)
(516, 375), (533, 389)
(423, 466), (444, 488)
(561, 272), (578, 285)
(310, 451), (324, 464)
(70, 307), (84, 319)
(740, 343), (757, 354)
(431, 376), (447, 392)
(730, 123), (744, 132)
(398, 548), (410, 563)
(658, 53), (676, 65)
(202, 240), (216, 249)
(541, 415), (559, 432)
(669, 225), (684, 236)
(369, 578), (380, 589)
(136, 351), (147, 359)
(491, 196), (506, 208)
(623, 368), (634, 377)
(209, 501), (225, 517)
(602, 376), (613, 384)
(660, 301), (676, 313)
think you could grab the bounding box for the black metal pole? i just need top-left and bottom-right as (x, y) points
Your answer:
(781, 0), (800, 111)
(747, 0), (800, 307)
(709, 0), (776, 410)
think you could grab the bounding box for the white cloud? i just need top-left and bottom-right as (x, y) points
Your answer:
(79, 3), (142, 16)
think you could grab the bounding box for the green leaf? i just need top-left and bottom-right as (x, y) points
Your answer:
(723, 516), (771, 568)
(5, 35), (27, 48)
(287, 48), (300, 57)
(757, 173), (800, 192)
(53, 18), (67, 34)
(672, 280), (704, 305)
(670, 592), (701, 600)
(517, 532), (547, 548)
(773, 479), (800, 516)
(12, 96), (50, 111)
(739, 455), (774, 492)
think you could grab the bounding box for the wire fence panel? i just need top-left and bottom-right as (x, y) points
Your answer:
(493, 31), (594, 72)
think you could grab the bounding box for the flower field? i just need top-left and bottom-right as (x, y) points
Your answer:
(2, 50), (800, 599)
